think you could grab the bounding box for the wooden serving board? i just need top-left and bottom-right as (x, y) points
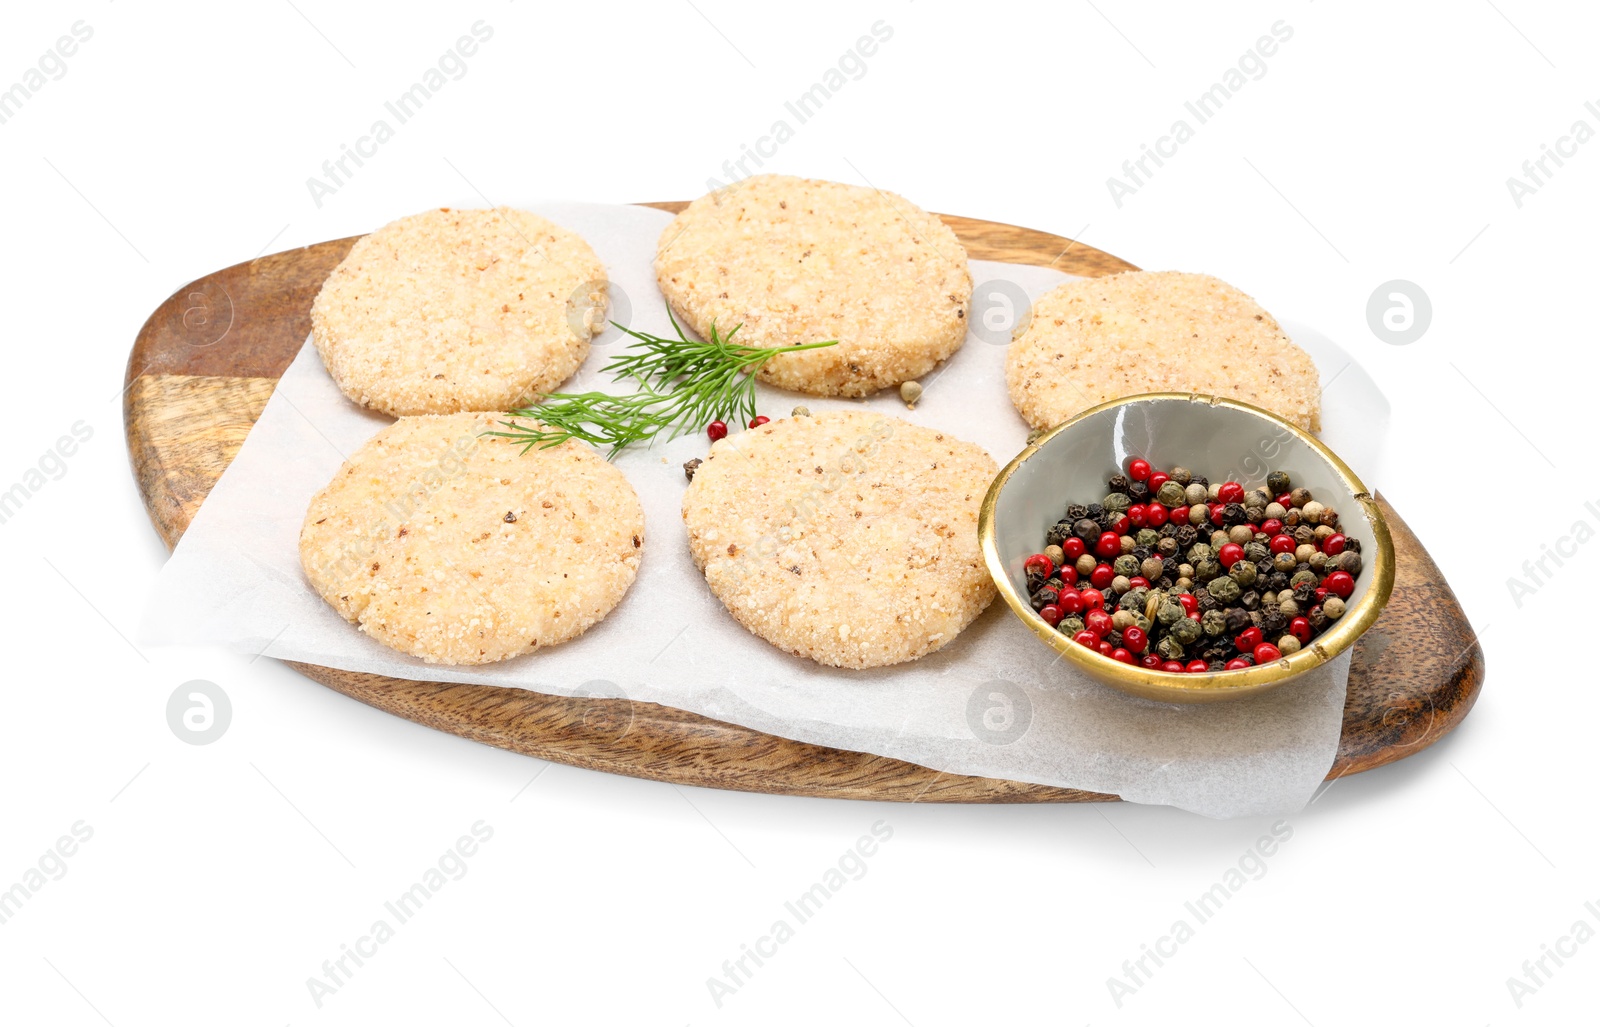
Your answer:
(124, 204), (1484, 803)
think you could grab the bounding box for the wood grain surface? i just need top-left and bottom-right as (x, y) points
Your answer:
(123, 204), (1483, 802)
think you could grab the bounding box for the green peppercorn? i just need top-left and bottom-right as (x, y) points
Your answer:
(1172, 617), (1202, 644)
(1137, 528), (1161, 548)
(1188, 543), (1214, 565)
(791, 405), (812, 417)
(1156, 537), (1178, 559)
(1243, 541), (1269, 563)
(1061, 616), (1086, 635)
(1119, 589), (1148, 612)
(1207, 576), (1242, 604)
(1158, 635), (1186, 661)
(1230, 560), (1258, 587)
(1157, 600), (1185, 625)
(1156, 481), (1186, 507)
(1104, 493), (1132, 514)
(1322, 595), (1346, 619)
(1267, 471), (1291, 495)
(1290, 569), (1319, 590)
(1195, 559), (1222, 583)
(1112, 554), (1138, 577)
(1202, 609), (1228, 636)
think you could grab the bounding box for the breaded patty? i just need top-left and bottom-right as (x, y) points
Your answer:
(1005, 271), (1321, 432)
(300, 412), (643, 665)
(682, 410), (997, 669)
(655, 175), (972, 397)
(311, 208), (606, 416)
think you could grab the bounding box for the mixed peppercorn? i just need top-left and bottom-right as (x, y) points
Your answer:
(1024, 458), (1364, 673)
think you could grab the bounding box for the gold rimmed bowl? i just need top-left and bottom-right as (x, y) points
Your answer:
(979, 393), (1395, 703)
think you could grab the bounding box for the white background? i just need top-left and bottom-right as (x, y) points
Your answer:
(0, 1), (1592, 1023)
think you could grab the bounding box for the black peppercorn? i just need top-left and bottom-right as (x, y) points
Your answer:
(1156, 537), (1179, 559)
(1223, 503), (1248, 527)
(1260, 610), (1286, 637)
(1202, 645), (1231, 663)
(1293, 582), (1318, 604)
(1345, 537), (1362, 554)
(683, 458), (702, 482)
(1108, 473), (1131, 494)
(1106, 629), (1124, 649)
(1268, 571), (1290, 591)
(1073, 518), (1100, 542)
(1197, 591), (1220, 612)
(1158, 523), (1179, 540)
(1175, 525), (1198, 549)
(1225, 608), (1252, 634)
(1132, 545), (1154, 563)
(1087, 503), (1106, 519)
(1241, 590), (1261, 610)
(1127, 481), (1149, 502)
(1308, 605), (1329, 630)
(1065, 503), (1089, 521)
(1096, 509), (1119, 531)
(1192, 475), (1209, 489)
(1046, 521), (1072, 547)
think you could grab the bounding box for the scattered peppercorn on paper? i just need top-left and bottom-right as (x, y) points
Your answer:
(141, 201), (1389, 818)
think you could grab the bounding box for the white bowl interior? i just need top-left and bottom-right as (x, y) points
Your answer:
(992, 397), (1381, 635)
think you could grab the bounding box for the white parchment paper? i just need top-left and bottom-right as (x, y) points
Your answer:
(140, 202), (1389, 818)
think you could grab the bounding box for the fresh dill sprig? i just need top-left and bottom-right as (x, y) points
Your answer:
(487, 314), (837, 457)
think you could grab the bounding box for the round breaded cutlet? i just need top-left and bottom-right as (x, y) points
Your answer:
(300, 412), (644, 665)
(1005, 271), (1321, 432)
(311, 208), (607, 417)
(655, 175), (972, 398)
(682, 411), (997, 669)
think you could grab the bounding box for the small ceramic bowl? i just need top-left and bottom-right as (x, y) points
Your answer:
(979, 393), (1395, 703)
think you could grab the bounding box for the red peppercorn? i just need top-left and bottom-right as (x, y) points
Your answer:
(1129, 459), (1151, 482)
(1074, 630), (1098, 648)
(1090, 564), (1115, 589)
(1146, 503), (1169, 528)
(1323, 571), (1355, 598)
(1039, 604), (1063, 625)
(707, 420), (728, 441)
(1112, 648), (1134, 664)
(1218, 481), (1245, 504)
(1128, 576), (1149, 589)
(1112, 515), (1131, 535)
(1171, 505), (1190, 525)
(1186, 660), (1210, 673)
(1081, 588), (1105, 610)
(1276, 492), (1293, 507)
(1059, 565), (1079, 586)
(1210, 503), (1226, 526)
(749, 416), (770, 429)
(1315, 587), (1328, 601)
(1127, 504), (1148, 528)
(1162, 661), (1185, 673)
(1225, 658), (1252, 670)
(1058, 592), (1085, 615)
(1061, 537), (1087, 560)
(1024, 553), (1054, 577)
(1148, 471), (1170, 494)
(1235, 626), (1262, 652)
(1260, 518), (1283, 536)
(1218, 543), (1244, 568)
(1176, 593), (1197, 615)
(1095, 531), (1121, 558)
(1097, 640), (1114, 657)
(1323, 533), (1347, 556)
(1086, 610), (1113, 636)
(1269, 534), (1297, 555)
(1141, 654), (1163, 669)
(1289, 617), (1312, 642)
(1254, 642), (1282, 663)
(1123, 626), (1147, 652)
